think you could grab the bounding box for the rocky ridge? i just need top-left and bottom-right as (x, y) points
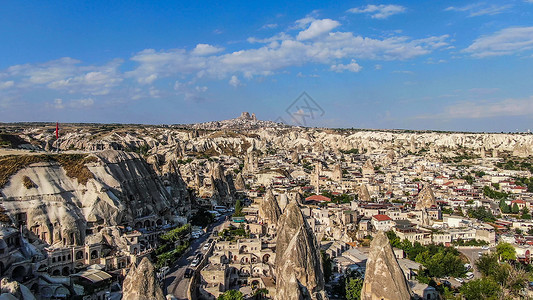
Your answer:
(275, 201), (328, 300)
(361, 231), (412, 300)
(122, 257), (165, 300)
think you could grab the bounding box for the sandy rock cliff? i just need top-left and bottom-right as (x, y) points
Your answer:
(361, 231), (412, 300)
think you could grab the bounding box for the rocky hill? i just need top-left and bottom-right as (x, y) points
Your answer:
(186, 112), (288, 130)
(1, 121), (532, 160)
(0, 150), (192, 247)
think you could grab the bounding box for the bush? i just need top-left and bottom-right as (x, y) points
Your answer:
(22, 176), (37, 189)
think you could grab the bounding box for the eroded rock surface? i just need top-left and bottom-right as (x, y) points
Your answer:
(415, 184), (437, 210)
(361, 231), (412, 300)
(275, 202), (327, 300)
(0, 278), (36, 300)
(259, 189), (282, 226)
(122, 257), (165, 300)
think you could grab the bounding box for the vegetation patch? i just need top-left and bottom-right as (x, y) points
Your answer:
(0, 206), (11, 223)
(22, 175), (37, 189)
(0, 134), (28, 148)
(0, 154), (98, 188)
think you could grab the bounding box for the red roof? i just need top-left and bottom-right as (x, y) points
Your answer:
(372, 214), (392, 222)
(305, 195), (331, 202)
(512, 199), (526, 204)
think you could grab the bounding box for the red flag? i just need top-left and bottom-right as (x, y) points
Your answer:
(55, 122), (59, 139)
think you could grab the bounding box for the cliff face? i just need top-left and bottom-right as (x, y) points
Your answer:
(359, 184), (371, 202)
(415, 184), (436, 210)
(361, 231), (411, 300)
(259, 189), (282, 226)
(8, 123), (533, 161)
(275, 202), (327, 300)
(0, 150), (190, 246)
(122, 257), (165, 300)
(0, 278), (36, 300)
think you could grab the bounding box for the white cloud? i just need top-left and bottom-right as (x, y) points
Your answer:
(51, 98), (64, 109)
(247, 33), (291, 44)
(0, 14), (451, 100)
(330, 60), (362, 72)
(392, 70), (414, 75)
(261, 23), (278, 30)
(192, 44), (224, 56)
(297, 19), (340, 41)
(464, 26), (533, 57)
(173, 80), (209, 102)
(229, 75), (241, 87)
(417, 96), (533, 119)
(447, 97), (533, 118)
(374, 64), (383, 70)
(0, 81), (14, 89)
(69, 98), (94, 108)
(445, 3), (511, 17)
(6, 57), (123, 95)
(48, 98), (95, 109)
(127, 25), (449, 83)
(348, 4), (406, 19)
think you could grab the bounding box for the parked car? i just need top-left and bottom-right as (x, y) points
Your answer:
(456, 278), (464, 283)
(184, 268), (194, 278)
(466, 272), (474, 280)
(482, 246), (489, 250)
(203, 243), (210, 251)
(191, 258), (200, 267)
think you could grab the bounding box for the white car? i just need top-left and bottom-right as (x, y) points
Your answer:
(482, 246), (489, 250)
(203, 243), (210, 251)
(456, 278), (464, 283)
(191, 258), (200, 267)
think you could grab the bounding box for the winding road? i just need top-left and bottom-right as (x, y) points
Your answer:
(163, 214), (228, 300)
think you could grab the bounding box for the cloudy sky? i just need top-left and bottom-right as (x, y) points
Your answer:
(1, 1), (533, 131)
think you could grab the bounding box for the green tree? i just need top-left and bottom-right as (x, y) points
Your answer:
(512, 203), (520, 214)
(233, 199), (244, 217)
(191, 208), (214, 227)
(386, 230), (401, 248)
(218, 290), (244, 300)
(252, 288), (269, 300)
(496, 242), (516, 261)
(345, 278), (363, 300)
(475, 253), (499, 277)
(499, 199), (510, 213)
(521, 207), (531, 219)
(321, 251), (332, 283)
(460, 278), (501, 300)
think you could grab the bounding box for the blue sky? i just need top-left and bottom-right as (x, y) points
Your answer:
(1, 1), (533, 131)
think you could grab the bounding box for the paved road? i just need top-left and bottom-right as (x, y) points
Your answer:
(163, 214), (228, 300)
(458, 247), (491, 279)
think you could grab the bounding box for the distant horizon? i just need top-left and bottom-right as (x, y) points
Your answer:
(1, 114), (531, 135)
(1, 1), (533, 132)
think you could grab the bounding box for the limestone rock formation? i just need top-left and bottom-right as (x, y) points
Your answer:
(361, 231), (412, 300)
(278, 193), (289, 212)
(359, 184), (371, 202)
(275, 202), (327, 300)
(259, 189), (282, 226)
(0, 150), (190, 247)
(234, 172), (245, 190)
(122, 257), (165, 300)
(362, 159), (375, 176)
(209, 161), (235, 206)
(0, 278), (36, 300)
(415, 185), (437, 210)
